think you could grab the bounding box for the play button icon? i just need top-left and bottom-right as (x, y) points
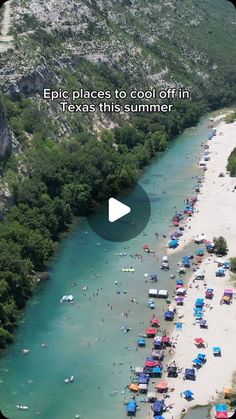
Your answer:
(87, 183), (151, 242)
(108, 198), (131, 222)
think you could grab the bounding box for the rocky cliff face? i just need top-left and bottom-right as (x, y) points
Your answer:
(0, 97), (12, 158)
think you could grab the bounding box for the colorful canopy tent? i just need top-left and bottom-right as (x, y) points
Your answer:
(205, 288), (214, 299)
(138, 373), (149, 384)
(168, 239), (179, 249)
(183, 390), (194, 400)
(195, 298), (204, 308)
(152, 399), (165, 414)
(200, 320), (208, 328)
(126, 400), (138, 416)
(196, 249), (204, 256)
(167, 366), (178, 377)
(216, 413), (228, 419)
(155, 381), (168, 393)
(137, 338), (146, 347)
(194, 337), (205, 347)
(162, 336), (171, 345)
(213, 347), (221, 356)
(182, 256), (190, 267)
(184, 368), (196, 381)
(224, 289), (233, 296)
(151, 317), (160, 327)
(216, 268), (225, 277)
(152, 366), (163, 377)
(129, 383), (139, 392)
(153, 416), (165, 419)
(164, 310), (174, 321)
(215, 404), (228, 412)
(176, 279), (184, 285)
(197, 353), (207, 362)
(138, 383), (148, 393)
(146, 328), (156, 337)
(175, 297), (184, 305)
(176, 288), (186, 296)
(193, 357), (203, 365)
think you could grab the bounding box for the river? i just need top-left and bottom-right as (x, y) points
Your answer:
(0, 111), (225, 418)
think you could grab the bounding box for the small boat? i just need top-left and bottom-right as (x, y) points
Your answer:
(122, 268), (135, 272)
(16, 405), (28, 410)
(21, 349), (30, 355)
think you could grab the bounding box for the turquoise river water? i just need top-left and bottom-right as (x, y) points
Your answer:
(0, 112), (223, 419)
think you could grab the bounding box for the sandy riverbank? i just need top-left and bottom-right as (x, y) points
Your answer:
(139, 116), (236, 419)
(168, 116), (236, 256)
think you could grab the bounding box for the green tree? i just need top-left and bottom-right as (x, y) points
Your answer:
(213, 236), (228, 256)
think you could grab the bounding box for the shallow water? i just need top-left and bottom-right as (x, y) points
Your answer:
(0, 113), (222, 419)
(184, 406), (210, 418)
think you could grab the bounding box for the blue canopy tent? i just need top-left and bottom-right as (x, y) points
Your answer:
(198, 353), (206, 362)
(152, 366), (162, 377)
(154, 416), (165, 419)
(216, 268), (225, 277)
(182, 256), (190, 268)
(184, 368), (196, 381)
(137, 338), (146, 347)
(164, 310), (175, 321)
(152, 400), (165, 415)
(192, 358), (203, 368)
(213, 346), (221, 356)
(138, 373), (149, 384)
(196, 249), (204, 256)
(126, 400), (137, 416)
(195, 298), (204, 308)
(176, 279), (184, 285)
(215, 404), (228, 412)
(168, 239), (179, 249)
(183, 390), (194, 400)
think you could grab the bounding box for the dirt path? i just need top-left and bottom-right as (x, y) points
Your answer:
(0, 0), (13, 53)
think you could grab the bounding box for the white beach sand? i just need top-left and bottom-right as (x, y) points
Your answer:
(141, 117), (236, 419)
(163, 118), (236, 418)
(169, 118), (236, 256)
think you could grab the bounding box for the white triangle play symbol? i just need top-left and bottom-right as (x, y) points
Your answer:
(108, 198), (131, 223)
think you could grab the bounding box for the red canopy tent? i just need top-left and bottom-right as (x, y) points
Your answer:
(162, 336), (170, 343)
(145, 360), (160, 367)
(216, 412), (228, 419)
(194, 337), (205, 346)
(155, 381), (168, 392)
(146, 328), (156, 337)
(150, 318), (160, 327)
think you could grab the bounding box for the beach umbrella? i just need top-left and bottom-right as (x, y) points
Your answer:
(183, 390), (194, 399)
(215, 404), (228, 412)
(153, 416), (165, 419)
